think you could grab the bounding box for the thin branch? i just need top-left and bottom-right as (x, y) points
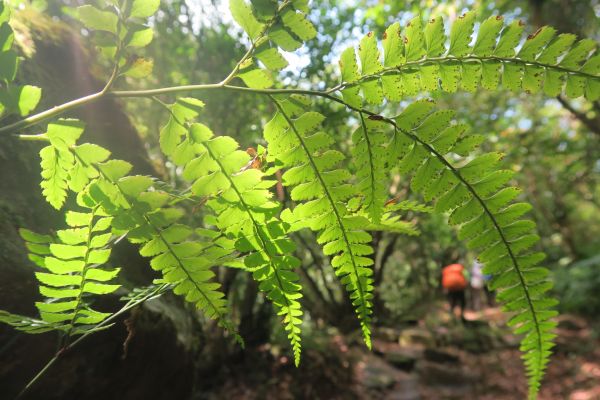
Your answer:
(2, 50), (598, 136)
(16, 284), (170, 399)
(556, 96), (600, 137)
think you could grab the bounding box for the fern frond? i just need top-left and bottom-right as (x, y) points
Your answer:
(81, 153), (243, 343)
(352, 114), (388, 224)
(338, 13), (600, 104)
(265, 97), (374, 348)
(39, 119), (86, 209)
(387, 101), (556, 399)
(157, 96), (304, 362)
(182, 122), (304, 364)
(12, 200), (119, 336)
(74, 0), (159, 78)
(27, 118), (241, 341)
(230, 0), (316, 89)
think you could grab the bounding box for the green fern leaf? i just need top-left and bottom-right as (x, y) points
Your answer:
(39, 119), (85, 209)
(11, 198), (119, 335)
(387, 102), (556, 399)
(230, 0), (264, 40)
(230, 0), (315, 86)
(337, 14), (600, 103)
(184, 122), (304, 364)
(0, 4), (39, 120)
(158, 100), (304, 360)
(352, 114), (388, 224)
(32, 118), (241, 342)
(128, 0), (160, 20)
(265, 98), (374, 348)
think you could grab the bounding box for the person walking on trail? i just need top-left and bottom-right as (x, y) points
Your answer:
(470, 260), (485, 311)
(442, 262), (468, 322)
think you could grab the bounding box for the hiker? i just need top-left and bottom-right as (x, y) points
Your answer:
(483, 271), (495, 307)
(442, 261), (468, 322)
(470, 260), (485, 311)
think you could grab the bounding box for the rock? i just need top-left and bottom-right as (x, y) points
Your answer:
(376, 327), (401, 342)
(385, 374), (420, 400)
(398, 328), (435, 348)
(423, 348), (460, 364)
(556, 315), (586, 331)
(384, 349), (420, 371)
(363, 364), (397, 389)
(417, 360), (478, 386)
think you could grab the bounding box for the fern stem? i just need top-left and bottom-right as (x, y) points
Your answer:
(1, 50), (596, 136)
(330, 54), (600, 93)
(358, 112), (378, 218)
(271, 96), (371, 340)
(17, 283), (169, 399)
(63, 205), (101, 344)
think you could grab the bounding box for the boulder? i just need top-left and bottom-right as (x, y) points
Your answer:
(384, 349), (420, 371)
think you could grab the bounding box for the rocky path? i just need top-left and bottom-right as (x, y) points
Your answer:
(353, 307), (600, 400)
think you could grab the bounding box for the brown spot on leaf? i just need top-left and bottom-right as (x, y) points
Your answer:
(384, 198), (398, 207)
(246, 147), (257, 157)
(383, 31), (387, 40)
(250, 158), (262, 169)
(404, 36), (408, 44)
(367, 31), (373, 37)
(407, 21), (412, 27)
(430, 18), (435, 23)
(496, 15), (503, 20)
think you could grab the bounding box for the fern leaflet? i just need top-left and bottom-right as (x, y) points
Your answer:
(338, 13), (600, 105)
(266, 97), (374, 348)
(385, 100), (556, 399)
(81, 149), (242, 343)
(352, 114), (388, 224)
(2, 200), (119, 335)
(158, 98), (304, 362)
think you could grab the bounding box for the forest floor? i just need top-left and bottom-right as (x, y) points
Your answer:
(211, 304), (600, 400)
(353, 306), (600, 400)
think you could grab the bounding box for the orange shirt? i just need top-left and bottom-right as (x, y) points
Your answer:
(442, 263), (467, 291)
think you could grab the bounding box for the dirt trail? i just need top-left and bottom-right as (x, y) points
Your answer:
(192, 306), (600, 400)
(353, 307), (600, 400)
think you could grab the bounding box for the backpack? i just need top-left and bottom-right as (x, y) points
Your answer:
(442, 264), (467, 291)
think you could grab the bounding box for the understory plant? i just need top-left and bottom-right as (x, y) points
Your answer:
(0, 1), (598, 398)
